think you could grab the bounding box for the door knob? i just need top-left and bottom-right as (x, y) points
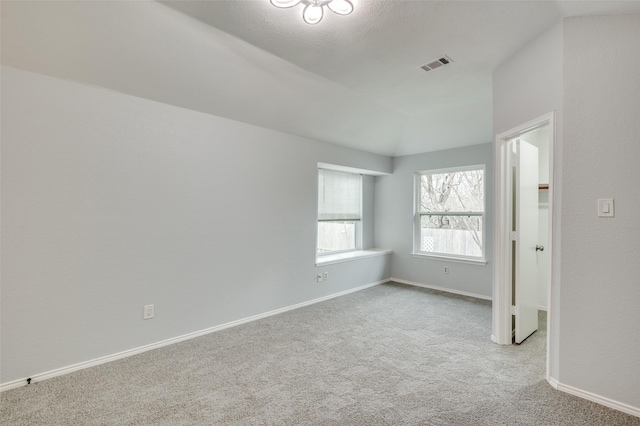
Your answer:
(536, 245), (544, 252)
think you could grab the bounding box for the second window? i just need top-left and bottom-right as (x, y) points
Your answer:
(414, 165), (485, 261)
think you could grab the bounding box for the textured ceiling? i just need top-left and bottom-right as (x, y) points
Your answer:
(159, 0), (640, 155)
(162, 0), (561, 116)
(4, 1), (640, 156)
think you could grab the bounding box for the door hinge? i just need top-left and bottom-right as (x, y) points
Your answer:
(511, 305), (516, 315)
(511, 231), (518, 241)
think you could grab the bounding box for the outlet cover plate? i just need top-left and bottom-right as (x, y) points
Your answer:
(144, 304), (154, 319)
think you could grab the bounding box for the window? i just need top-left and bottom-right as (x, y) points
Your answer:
(414, 165), (485, 261)
(317, 168), (362, 255)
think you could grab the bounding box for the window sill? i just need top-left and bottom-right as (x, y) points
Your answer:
(411, 252), (487, 265)
(316, 249), (392, 266)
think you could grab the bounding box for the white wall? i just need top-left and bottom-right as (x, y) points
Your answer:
(0, 67), (391, 385)
(493, 22), (563, 137)
(560, 14), (640, 411)
(493, 21), (563, 379)
(374, 143), (494, 298)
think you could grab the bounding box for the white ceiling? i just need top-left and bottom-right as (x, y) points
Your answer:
(4, 1), (640, 156)
(162, 0), (561, 116)
(160, 0), (640, 156)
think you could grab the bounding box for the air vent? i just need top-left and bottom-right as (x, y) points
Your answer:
(420, 56), (453, 72)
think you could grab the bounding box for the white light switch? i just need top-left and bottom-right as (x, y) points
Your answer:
(598, 199), (614, 217)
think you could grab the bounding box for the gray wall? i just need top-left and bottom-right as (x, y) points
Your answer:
(494, 15), (640, 411)
(374, 144), (494, 298)
(560, 15), (640, 410)
(493, 21), (563, 380)
(0, 67), (391, 384)
(0, 1), (406, 157)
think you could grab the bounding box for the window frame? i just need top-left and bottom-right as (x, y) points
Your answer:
(413, 164), (487, 264)
(317, 168), (363, 257)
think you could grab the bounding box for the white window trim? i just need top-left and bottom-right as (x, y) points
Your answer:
(413, 164), (486, 263)
(410, 252), (487, 265)
(316, 249), (392, 266)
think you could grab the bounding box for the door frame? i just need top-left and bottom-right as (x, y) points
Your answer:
(493, 111), (555, 379)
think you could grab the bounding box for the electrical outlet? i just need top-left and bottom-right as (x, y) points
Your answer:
(443, 266), (449, 274)
(317, 274), (323, 283)
(143, 304), (154, 319)
(323, 271), (328, 281)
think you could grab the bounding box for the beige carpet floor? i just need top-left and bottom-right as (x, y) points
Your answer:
(2, 282), (639, 425)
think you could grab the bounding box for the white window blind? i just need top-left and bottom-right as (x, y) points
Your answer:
(318, 169), (362, 221)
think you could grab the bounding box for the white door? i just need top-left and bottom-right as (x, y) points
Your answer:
(514, 139), (539, 343)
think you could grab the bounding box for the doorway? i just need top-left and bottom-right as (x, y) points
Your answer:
(493, 112), (555, 379)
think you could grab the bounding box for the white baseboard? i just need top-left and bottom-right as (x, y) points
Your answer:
(555, 380), (640, 418)
(390, 277), (492, 301)
(0, 279), (389, 393)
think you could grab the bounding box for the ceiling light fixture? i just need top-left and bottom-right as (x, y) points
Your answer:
(270, 0), (354, 25)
